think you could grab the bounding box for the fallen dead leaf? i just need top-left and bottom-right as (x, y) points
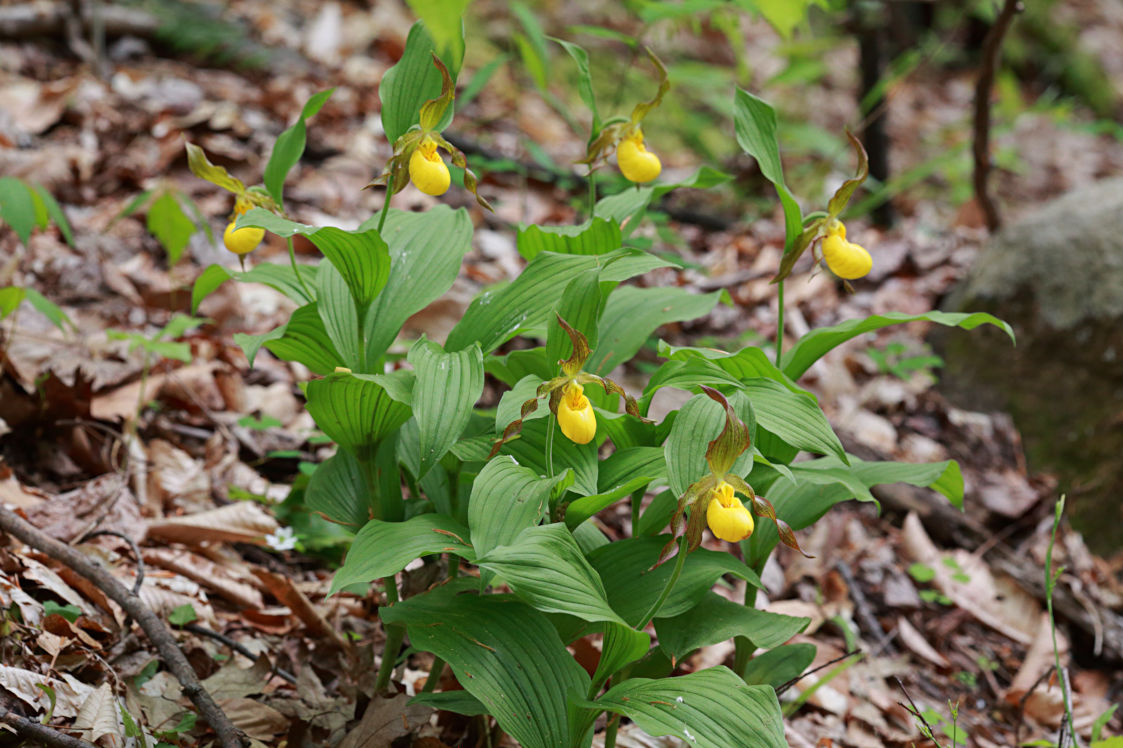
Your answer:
(73, 682), (122, 747)
(338, 693), (433, 748)
(146, 501), (278, 546)
(895, 616), (949, 668)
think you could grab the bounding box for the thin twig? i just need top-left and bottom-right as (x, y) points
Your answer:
(972, 0), (1022, 232)
(835, 560), (896, 655)
(77, 529), (144, 595)
(0, 507), (247, 748)
(775, 649), (862, 697)
(0, 705), (97, 748)
(183, 623), (297, 684)
(895, 676), (941, 746)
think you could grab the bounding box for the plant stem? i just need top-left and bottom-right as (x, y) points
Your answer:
(376, 175), (394, 234)
(375, 575), (405, 694)
(1046, 496), (1076, 745)
(545, 413), (556, 478)
(637, 535), (688, 629)
(287, 237), (314, 301)
(775, 280), (785, 366)
(587, 170), (597, 220)
(603, 714), (620, 748)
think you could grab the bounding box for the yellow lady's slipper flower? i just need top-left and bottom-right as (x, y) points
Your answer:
(223, 200), (265, 256)
(616, 129), (661, 183)
(821, 220), (872, 280)
(705, 481), (754, 543)
(557, 382), (596, 444)
(408, 137), (451, 196)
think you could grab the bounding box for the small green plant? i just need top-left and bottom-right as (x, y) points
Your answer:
(183, 13), (1013, 747)
(867, 340), (945, 381)
(116, 185), (212, 267)
(0, 177), (74, 247)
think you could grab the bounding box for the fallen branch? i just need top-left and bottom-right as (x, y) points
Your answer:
(0, 506), (247, 748)
(972, 0), (1022, 231)
(0, 705), (97, 748)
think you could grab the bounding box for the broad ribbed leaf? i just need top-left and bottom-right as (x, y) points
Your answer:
(592, 623), (650, 691)
(467, 456), (557, 557)
(598, 446), (667, 493)
(590, 286), (720, 375)
(307, 227), (390, 309)
(640, 359), (744, 412)
(545, 270), (604, 368)
(477, 523), (627, 625)
(742, 643), (817, 690)
(316, 260), (362, 370)
(410, 690), (487, 716)
(359, 206), (474, 367)
(550, 37), (599, 129)
(381, 586), (591, 748)
(146, 191), (194, 264)
(305, 450), (369, 528)
(407, 338), (484, 477)
(588, 536), (762, 626)
(781, 311), (1015, 380)
(192, 262), (316, 313)
(303, 371), (411, 449)
(655, 591), (809, 663)
(595, 166), (730, 229)
(331, 514), (473, 592)
(256, 303), (342, 374)
(745, 456), (963, 567)
(379, 22), (462, 142)
(564, 476), (651, 530)
(517, 219), (621, 260)
(495, 374), (547, 432)
(733, 89), (802, 247)
(264, 89), (333, 205)
(664, 392), (755, 498)
(661, 342), (802, 390)
(584, 667), (785, 748)
(744, 378), (846, 463)
(499, 418), (598, 496)
(446, 249), (669, 354)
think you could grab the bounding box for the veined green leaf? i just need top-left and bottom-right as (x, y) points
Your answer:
(742, 642), (817, 690)
(467, 456), (557, 557)
(303, 371), (411, 449)
(305, 450), (369, 529)
(263, 88), (334, 206)
(191, 262), (317, 313)
(316, 260), (363, 370)
(655, 591), (809, 663)
(733, 89), (802, 248)
(500, 418), (599, 496)
(408, 338), (484, 477)
(517, 218), (621, 260)
(331, 513), (473, 592)
(0, 177), (36, 244)
(590, 286), (720, 375)
(664, 392), (755, 498)
(380, 21), (463, 142)
(744, 378), (846, 463)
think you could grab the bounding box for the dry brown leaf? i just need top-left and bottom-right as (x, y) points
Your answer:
(0, 665), (93, 718)
(901, 512), (1040, 645)
(338, 693), (433, 748)
(91, 362), (217, 421)
(146, 502), (278, 546)
(250, 568), (348, 652)
(147, 439), (210, 514)
(218, 697), (290, 741)
(142, 547), (264, 609)
(73, 682), (122, 747)
(200, 656), (272, 701)
(895, 616), (949, 667)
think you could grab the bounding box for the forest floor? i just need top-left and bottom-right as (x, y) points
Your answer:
(1, 1), (1122, 746)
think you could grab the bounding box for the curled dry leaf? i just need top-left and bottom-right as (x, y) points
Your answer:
(73, 682), (122, 746)
(142, 547), (264, 609)
(146, 501), (279, 546)
(0, 665), (93, 718)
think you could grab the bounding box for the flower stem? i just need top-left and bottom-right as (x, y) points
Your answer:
(376, 174), (394, 234)
(637, 535), (688, 629)
(775, 280), (785, 366)
(287, 237), (314, 302)
(374, 575), (405, 694)
(545, 413), (556, 478)
(587, 170), (597, 221)
(603, 714), (620, 748)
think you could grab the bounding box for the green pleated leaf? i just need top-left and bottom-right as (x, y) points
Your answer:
(408, 338), (484, 478)
(588, 536), (762, 627)
(331, 513), (473, 592)
(733, 89), (802, 249)
(359, 207), (474, 367)
(499, 418), (599, 496)
(191, 262), (317, 313)
(446, 249), (669, 354)
(661, 342), (802, 391)
(550, 37), (599, 130)
(664, 392), (755, 498)
(517, 218), (621, 260)
(410, 690), (488, 717)
(381, 586), (591, 748)
(592, 622), (650, 691)
(303, 371), (411, 450)
(744, 378), (846, 463)
(495, 374), (548, 432)
(742, 643), (818, 690)
(590, 286), (721, 375)
(380, 22), (463, 143)
(305, 450), (369, 529)
(255, 303), (343, 373)
(598, 446), (667, 493)
(467, 456), (558, 557)
(564, 476), (651, 530)
(583, 666), (786, 748)
(263, 89), (333, 206)
(595, 165), (730, 229)
(0, 177), (37, 244)
(745, 456), (963, 567)
(307, 227), (390, 309)
(781, 311), (1015, 381)
(486, 347), (553, 386)
(316, 260), (363, 370)
(640, 359), (744, 412)
(477, 523), (628, 625)
(545, 269), (605, 368)
(654, 591), (809, 664)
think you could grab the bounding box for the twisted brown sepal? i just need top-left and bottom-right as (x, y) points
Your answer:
(364, 130), (423, 195)
(556, 315), (591, 377)
(726, 474), (812, 558)
(433, 133), (494, 211)
(592, 375), (645, 420)
(487, 396), (543, 459)
(700, 386), (751, 476)
(663, 474), (717, 562)
(418, 53), (454, 132)
(628, 47), (670, 125)
(578, 122), (626, 168)
(772, 220), (824, 284)
(826, 130), (869, 218)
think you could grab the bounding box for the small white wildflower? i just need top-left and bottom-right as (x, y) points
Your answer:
(265, 526), (297, 551)
(683, 727), (695, 742)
